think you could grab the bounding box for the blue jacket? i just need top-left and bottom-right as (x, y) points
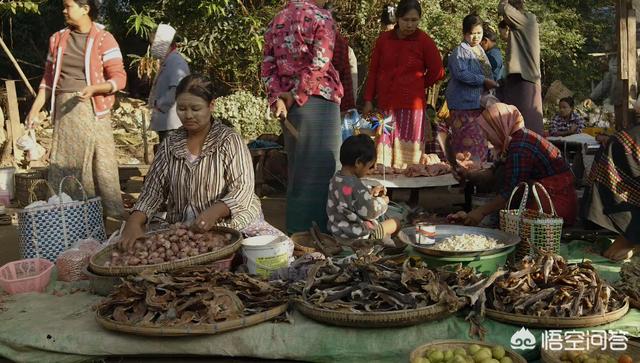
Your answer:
(445, 42), (491, 110)
(486, 47), (504, 81)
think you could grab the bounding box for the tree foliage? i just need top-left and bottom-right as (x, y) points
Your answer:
(0, 0), (616, 103)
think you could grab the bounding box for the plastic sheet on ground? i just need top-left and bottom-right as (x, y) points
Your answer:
(0, 241), (638, 363)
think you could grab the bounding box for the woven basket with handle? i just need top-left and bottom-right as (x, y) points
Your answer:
(499, 182), (529, 238)
(516, 182), (563, 260)
(14, 169), (47, 207)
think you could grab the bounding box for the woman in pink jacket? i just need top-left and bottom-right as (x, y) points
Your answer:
(27, 0), (127, 219)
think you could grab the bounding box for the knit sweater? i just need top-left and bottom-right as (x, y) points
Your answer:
(364, 29), (445, 110)
(39, 23), (127, 120)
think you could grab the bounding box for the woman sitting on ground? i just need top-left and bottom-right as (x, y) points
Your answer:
(451, 100), (577, 226)
(119, 74), (280, 248)
(582, 120), (640, 261)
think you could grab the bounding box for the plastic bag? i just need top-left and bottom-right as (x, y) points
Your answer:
(55, 238), (102, 282)
(16, 129), (46, 161)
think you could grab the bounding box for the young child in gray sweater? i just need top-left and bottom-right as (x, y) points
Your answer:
(327, 135), (400, 239)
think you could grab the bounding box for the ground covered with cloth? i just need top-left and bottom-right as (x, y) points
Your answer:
(0, 241), (638, 363)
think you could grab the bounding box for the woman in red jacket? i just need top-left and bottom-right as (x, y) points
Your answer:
(363, 0), (445, 170)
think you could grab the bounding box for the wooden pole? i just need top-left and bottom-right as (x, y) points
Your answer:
(142, 109), (150, 164)
(0, 36), (36, 97)
(5, 81), (23, 163)
(616, 0), (637, 131)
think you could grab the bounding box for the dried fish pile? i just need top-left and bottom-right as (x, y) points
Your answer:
(97, 266), (288, 327)
(616, 260), (640, 306)
(291, 256), (482, 313)
(488, 253), (626, 317)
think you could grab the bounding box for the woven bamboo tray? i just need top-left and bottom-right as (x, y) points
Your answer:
(294, 300), (454, 328)
(89, 226), (242, 276)
(541, 340), (640, 363)
(486, 300), (629, 329)
(95, 303), (288, 336)
(410, 339), (527, 363)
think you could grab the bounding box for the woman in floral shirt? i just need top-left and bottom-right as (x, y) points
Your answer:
(261, 0), (344, 234)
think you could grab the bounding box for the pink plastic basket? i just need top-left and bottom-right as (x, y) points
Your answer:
(0, 258), (54, 294)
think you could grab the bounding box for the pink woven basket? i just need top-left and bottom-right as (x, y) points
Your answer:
(0, 258), (54, 294)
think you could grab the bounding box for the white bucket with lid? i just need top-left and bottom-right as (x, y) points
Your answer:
(0, 167), (15, 199)
(241, 235), (294, 278)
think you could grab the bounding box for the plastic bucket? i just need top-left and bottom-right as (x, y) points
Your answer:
(0, 167), (15, 199)
(472, 194), (499, 227)
(242, 235), (293, 278)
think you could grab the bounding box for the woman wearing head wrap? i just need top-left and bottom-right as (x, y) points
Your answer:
(452, 102), (577, 226)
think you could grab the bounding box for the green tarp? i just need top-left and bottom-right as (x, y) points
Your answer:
(0, 241), (638, 363)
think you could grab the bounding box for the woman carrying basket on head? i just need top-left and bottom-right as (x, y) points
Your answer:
(26, 0), (126, 219)
(450, 101), (577, 227)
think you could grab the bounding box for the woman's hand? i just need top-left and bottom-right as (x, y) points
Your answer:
(275, 92), (294, 120)
(363, 101), (374, 116)
(25, 109), (40, 129)
(118, 222), (145, 252)
(447, 211), (467, 224)
(78, 85), (97, 101)
(463, 208), (485, 226)
(192, 205), (225, 233)
(483, 79), (498, 90)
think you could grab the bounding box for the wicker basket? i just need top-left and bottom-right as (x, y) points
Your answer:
(516, 182), (563, 260)
(541, 338), (640, 363)
(88, 226), (243, 276)
(485, 300), (629, 329)
(499, 182), (529, 237)
(294, 300), (455, 328)
(14, 169), (47, 207)
(95, 303), (288, 336)
(410, 340), (527, 363)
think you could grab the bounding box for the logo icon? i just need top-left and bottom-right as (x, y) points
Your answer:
(511, 327), (537, 350)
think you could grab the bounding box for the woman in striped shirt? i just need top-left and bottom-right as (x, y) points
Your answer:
(119, 75), (269, 248)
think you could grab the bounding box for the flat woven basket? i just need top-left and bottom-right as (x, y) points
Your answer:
(541, 340), (640, 363)
(89, 226), (242, 276)
(294, 300), (455, 328)
(95, 303), (288, 336)
(485, 300), (629, 329)
(516, 182), (563, 260)
(499, 182), (529, 238)
(410, 340), (527, 363)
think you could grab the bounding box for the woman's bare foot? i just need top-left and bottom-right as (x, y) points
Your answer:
(603, 235), (636, 261)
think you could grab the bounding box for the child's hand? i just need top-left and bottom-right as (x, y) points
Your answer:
(569, 124), (578, 134)
(371, 185), (386, 197)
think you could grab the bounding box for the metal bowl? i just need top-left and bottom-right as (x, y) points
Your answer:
(397, 225), (520, 257)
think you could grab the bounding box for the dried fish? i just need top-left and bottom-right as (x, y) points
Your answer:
(98, 266), (288, 327)
(615, 259), (640, 306)
(290, 256), (482, 314)
(488, 252), (626, 318)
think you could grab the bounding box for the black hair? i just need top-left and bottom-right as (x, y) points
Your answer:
(396, 0), (422, 18)
(463, 14), (483, 34)
(380, 4), (395, 25)
(498, 20), (509, 30)
(340, 134), (376, 167)
(559, 97), (574, 108)
(508, 0), (524, 11)
(482, 26), (497, 42)
(73, 0), (99, 19)
(176, 74), (215, 103)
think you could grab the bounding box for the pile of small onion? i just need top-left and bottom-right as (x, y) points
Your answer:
(106, 223), (232, 267)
